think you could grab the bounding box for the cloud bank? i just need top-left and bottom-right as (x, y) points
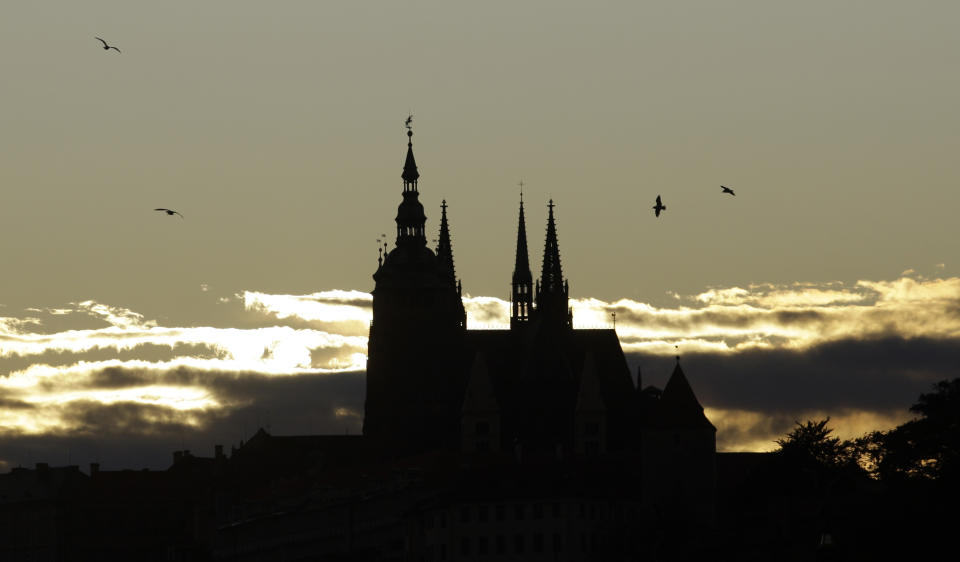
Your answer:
(2, 274), (958, 469)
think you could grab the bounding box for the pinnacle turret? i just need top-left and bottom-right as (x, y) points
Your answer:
(436, 200), (456, 286)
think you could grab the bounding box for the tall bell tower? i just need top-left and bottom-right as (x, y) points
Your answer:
(363, 123), (467, 455)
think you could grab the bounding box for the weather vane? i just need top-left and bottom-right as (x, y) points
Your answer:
(405, 114), (413, 131)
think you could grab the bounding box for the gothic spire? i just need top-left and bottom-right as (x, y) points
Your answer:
(436, 200), (456, 285)
(513, 195), (532, 286)
(534, 199), (571, 327)
(540, 200), (564, 294)
(510, 194), (534, 329)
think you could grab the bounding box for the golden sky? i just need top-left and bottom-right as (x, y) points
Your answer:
(1, 1), (959, 469)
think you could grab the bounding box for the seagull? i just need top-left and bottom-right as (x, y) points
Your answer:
(155, 208), (183, 219)
(653, 195), (666, 217)
(95, 37), (121, 53)
(721, 185), (735, 196)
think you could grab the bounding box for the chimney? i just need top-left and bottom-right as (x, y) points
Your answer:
(173, 451), (183, 464)
(90, 463), (100, 476)
(215, 445), (224, 460)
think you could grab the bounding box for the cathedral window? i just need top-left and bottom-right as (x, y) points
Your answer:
(514, 534), (525, 554)
(586, 440), (600, 456)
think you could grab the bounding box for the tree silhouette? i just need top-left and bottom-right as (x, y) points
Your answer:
(876, 377), (960, 482)
(776, 418), (852, 471)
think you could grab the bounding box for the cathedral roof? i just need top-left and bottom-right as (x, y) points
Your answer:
(652, 360), (715, 431)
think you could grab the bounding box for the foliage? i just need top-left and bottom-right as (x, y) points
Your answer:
(776, 418), (846, 469)
(779, 378), (960, 483)
(875, 378), (960, 481)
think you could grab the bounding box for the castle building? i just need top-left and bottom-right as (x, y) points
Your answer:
(364, 126), (716, 471)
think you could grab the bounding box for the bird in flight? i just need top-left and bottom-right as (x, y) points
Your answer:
(721, 185), (735, 196)
(155, 208), (183, 219)
(95, 37), (121, 53)
(653, 195), (666, 217)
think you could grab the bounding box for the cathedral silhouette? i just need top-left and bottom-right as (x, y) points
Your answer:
(0, 127), (721, 561)
(366, 125), (715, 463)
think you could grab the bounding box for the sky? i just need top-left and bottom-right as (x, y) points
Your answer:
(1, 1), (959, 470)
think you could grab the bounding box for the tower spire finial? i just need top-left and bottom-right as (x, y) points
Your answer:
(395, 120), (426, 246)
(401, 115), (419, 189)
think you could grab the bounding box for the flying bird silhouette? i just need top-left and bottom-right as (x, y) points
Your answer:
(95, 37), (121, 53)
(653, 195), (666, 217)
(721, 185), (735, 196)
(154, 208), (183, 218)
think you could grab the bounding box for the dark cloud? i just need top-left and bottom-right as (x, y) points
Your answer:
(772, 309), (826, 325)
(0, 343), (223, 383)
(0, 397), (34, 410)
(58, 400), (208, 436)
(4, 332), (959, 470)
(628, 336), (960, 415)
(0, 369), (365, 471)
